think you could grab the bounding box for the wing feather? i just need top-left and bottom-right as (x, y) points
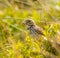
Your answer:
(34, 26), (44, 36)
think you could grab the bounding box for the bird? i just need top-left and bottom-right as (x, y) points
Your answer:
(22, 18), (46, 40)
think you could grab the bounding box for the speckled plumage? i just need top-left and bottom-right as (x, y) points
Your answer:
(23, 19), (44, 39)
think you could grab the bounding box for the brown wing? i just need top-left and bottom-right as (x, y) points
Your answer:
(34, 26), (45, 36)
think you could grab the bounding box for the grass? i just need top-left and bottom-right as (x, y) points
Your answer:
(0, 0), (60, 58)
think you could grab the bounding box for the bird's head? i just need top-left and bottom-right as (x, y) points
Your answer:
(23, 19), (35, 26)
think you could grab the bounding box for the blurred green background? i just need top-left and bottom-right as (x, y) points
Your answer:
(0, 0), (60, 58)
